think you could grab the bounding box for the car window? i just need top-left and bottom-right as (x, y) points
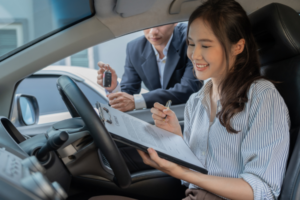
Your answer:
(15, 75), (107, 116)
(52, 23), (188, 91)
(51, 30), (151, 91)
(0, 0), (94, 61)
(77, 81), (108, 107)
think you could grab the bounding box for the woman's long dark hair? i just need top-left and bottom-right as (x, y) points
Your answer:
(187, 0), (262, 133)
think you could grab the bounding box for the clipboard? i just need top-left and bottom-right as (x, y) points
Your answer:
(95, 102), (208, 174)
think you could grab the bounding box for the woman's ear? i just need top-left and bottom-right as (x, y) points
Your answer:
(232, 38), (245, 56)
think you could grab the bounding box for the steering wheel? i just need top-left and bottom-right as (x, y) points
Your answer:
(56, 75), (131, 188)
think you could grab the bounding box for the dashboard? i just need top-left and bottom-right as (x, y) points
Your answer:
(0, 102), (187, 200)
(0, 117), (68, 200)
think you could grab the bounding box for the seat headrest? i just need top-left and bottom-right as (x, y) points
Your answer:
(249, 3), (300, 66)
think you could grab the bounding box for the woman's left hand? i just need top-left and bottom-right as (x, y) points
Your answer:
(137, 148), (189, 179)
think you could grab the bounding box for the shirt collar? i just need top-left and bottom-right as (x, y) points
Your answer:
(196, 79), (213, 102)
(151, 34), (173, 61)
(196, 79), (222, 112)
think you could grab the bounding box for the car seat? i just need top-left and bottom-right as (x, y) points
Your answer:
(249, 3), (300, 200)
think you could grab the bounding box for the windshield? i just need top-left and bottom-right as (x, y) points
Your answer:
(0, 0), (94, 61)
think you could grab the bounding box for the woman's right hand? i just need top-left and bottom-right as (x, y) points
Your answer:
(151, 102), (183, 137)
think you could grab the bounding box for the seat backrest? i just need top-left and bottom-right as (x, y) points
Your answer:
(249, 3), (300, 200)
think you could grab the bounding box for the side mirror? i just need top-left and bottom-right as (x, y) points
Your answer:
(17, 95), (39, 126)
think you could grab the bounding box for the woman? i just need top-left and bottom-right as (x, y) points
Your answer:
(138, 0), (290, 199)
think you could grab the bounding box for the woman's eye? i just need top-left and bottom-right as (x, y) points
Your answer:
(202, 45), (210, 48)
(188, 43), (195, 47)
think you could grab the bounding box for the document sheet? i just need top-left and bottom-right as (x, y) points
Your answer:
(100, 103), (207, 173)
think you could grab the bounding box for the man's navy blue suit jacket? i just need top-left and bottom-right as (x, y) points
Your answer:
(120, 23), (202, 108)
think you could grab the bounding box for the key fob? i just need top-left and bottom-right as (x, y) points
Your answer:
(103, 70), (112, 87)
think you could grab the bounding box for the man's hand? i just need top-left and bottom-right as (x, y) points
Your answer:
(97, 61), (118, 91)
(107, 92), (135, 112)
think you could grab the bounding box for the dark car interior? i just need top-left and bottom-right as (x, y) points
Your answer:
(0, 2), (300, 200)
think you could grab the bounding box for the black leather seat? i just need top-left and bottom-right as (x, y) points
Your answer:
(249, 3), (300, 200)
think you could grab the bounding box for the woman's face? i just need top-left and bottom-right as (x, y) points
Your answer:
(187, 18), (231, 82)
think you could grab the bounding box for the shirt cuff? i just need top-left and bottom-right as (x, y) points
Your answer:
(239, 173), (275, 200)
(134, 94), (147, 109)
(105, 81), (120, 94)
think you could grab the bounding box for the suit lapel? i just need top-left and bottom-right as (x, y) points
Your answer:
(162, 29), (181, 89)
(141, 41), (161, 89)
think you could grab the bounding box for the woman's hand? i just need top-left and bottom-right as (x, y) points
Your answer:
(151, 102), (183, 137)
(137, 148), (189, 179)
(138, 149), (254, 200)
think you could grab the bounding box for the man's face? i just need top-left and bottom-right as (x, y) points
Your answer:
(143, 24), (176, 46)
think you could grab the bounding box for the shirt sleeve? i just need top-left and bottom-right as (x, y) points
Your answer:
(239, 88), (290, 200)
(105, 81), (121, 94)
(181, 93), (195, 187)
(105, 81), (146, 110)
(133, 94), (147, 109)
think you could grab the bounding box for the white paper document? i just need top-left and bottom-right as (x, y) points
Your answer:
(99, 103), (207, 173)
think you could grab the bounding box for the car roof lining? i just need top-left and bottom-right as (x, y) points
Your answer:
(114, 0), (157, 18)
(95, 0), (300, 37)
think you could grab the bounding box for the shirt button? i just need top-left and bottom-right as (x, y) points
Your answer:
(202, 152), (205, 155)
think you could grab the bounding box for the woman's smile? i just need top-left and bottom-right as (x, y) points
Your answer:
(194, 63), (209, 71)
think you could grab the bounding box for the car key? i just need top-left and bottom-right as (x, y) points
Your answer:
(103, 70), (112, 87)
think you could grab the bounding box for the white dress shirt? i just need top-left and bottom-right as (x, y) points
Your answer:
(106, 34), (174, 110)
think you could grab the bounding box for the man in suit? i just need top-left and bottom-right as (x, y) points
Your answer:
(97, 23), (201, 112)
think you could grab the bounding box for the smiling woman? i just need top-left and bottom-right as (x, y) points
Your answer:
(0, 0), (94, 61)
(186, 0), (262, 133)
(139, 0), (290, 200)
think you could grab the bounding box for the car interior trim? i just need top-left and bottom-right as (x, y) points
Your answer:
(34, 71), (84, 82)
(169, 0), (197, 14)
(114, 0), (157, 18)
(95, 0), (300, 37)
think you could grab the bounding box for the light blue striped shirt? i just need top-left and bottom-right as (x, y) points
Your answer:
(182, 79), (290, 200)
